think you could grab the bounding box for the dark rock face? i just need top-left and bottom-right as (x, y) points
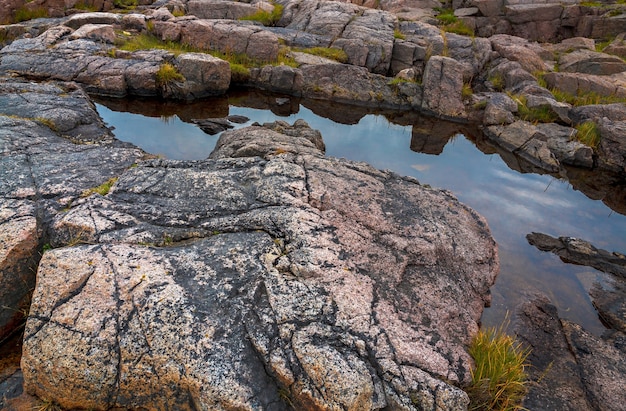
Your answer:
(5, 80), (500, 409)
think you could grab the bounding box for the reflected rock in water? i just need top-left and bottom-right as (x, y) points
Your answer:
(410, 119), (477, 155)
(228, 90), (301, 117)
(301, 99), (373, 125)
(93, 95), (230, 123)
(191, 115), (250, 135)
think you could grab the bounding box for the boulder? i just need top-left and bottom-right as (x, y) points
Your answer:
(597, 118), (626, 173)
(484, 121), (560, 172)
(300, 63), (421, 109)
(543, 72), (626, 99)
(570, 103), (626, 124)
(169, 53), (231, 99)
(178, 19), (280, 63)
(559, 49), (626, 76)
(248, 65), (304, 94)
(421, 56), (467, 119)
(64, 12), (121, 29)
(482, 92), (518, 126)
(21, 120), (500, 410)
(603, 33), (626, 59)
(187, 0), (261, 20)
(69, 24), (116, 43)
(590, 14), (626, 40)
(490, 34), (548, 73)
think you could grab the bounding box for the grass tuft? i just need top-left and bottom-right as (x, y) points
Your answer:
(550, 88), (626, 106)
(240, 3), (283, 27)
(156, 63), (185, 87)
(435, 8), (457, 25)
(442, 20), (474, 36)
(467, 320), (530, 411)
(575, 121), (601, 148)
(394, 29), (406, 40)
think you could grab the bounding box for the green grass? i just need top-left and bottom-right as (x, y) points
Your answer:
(435, 8), (457, 25)
(442, 20), (474, 36)
(295, 47), (349, 63)
(240, 3), (283, 26)
(81, 177), (119, 197)
(394, 29), (406, 40)
(580, 1), (603, 6)
(550, 88), (626, 106)
(513, 94), (559, 123)
(12, 6), (48, 23)
(575, 121), (601, 148)
(73, 1), (98, 11)
(462, 82), (473, 99)
(113, 0), (137, 9)
(467, 321), (529, 411)
(488, 72), (505, 92)
(156, 63), (185, 86)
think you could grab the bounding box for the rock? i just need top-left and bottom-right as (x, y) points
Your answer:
(331, 8), (396, 74)
(266, 27), (331, 49)
(121, 13), (148, 31)
(169, 53), (231, 99)
(69, 24), (116, 43)
(248, 65), (304, 95)
(562, 321), (626, 410)
(187, 0), (261, 20)
(591, 14), (626, 40)
(20, 117), (499, 410)
(290, 51), (340, 66)
(0, 78), (144, 341)
(543, 72), (626, 99)
(604, 33), (626, 59)
(300, 63), (421, 109)
(482, 92), (518, 126)
(178, 19), (280, 63)
(454, 7), (479, 17)
(445, 34), (493, 79)
(0, 199), (39, 341)
(490, 34), (548, 73)
(484, 121), (560, 172)
(526, 232), (626, 280)
(559, 49), (626, 76)
(537, 123), (593, 168)
(395, 67), (418, 82)
(191, 115), (250, 135)
(421, 56), (467, 119)
(597, 118), (626, 173)
(570, 103), (626, 124)
(590, 279), (626, 334)
(64, 12), (122, 29)
(516, 296), (595, 411)
(504, 4), (564, 42)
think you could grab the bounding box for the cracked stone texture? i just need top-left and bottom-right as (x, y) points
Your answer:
(517, 296), (626, 411)
(0, 78), (145, 341)
(23, 119), (499, 410)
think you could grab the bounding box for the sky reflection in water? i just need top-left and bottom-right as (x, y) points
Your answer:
(97, 100), (626, 336)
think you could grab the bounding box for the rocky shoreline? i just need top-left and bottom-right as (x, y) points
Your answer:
(1, 0), (625, 409)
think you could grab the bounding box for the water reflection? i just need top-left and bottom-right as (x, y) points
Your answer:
(94, 93), (626, 336)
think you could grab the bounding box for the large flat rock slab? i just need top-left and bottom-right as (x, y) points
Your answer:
(22, 120), (499, 410)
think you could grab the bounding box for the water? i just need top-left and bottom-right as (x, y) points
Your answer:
(95, 93), (626, 336)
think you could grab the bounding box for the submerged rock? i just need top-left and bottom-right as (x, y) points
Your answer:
(18, 109), (499, 409)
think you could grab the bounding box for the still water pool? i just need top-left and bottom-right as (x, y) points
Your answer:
(95, 92), (626, 335)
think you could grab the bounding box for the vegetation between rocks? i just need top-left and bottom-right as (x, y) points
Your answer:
(575, 121), (601, 148)
(295, 47), (349, 63)
(467, 321), (529, 411)
(81, 177), (118, 197)
(513, 95), (559, 123)
(11, 6), (49, 23)
(240, 3), (283, 27)
(156, 63), (185, 86)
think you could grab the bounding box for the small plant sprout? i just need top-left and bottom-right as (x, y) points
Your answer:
(156, 63), (185, 87)
(575, 121), (601, 148)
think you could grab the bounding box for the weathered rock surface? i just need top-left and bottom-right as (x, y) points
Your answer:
(421, 56), (467, 119)
(527, 232), (626, 280)
(17, 107), (500, 409)
(516, 295), (626, 411)
(559, 49), (626, 76)
(0, 78), (144, 342)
